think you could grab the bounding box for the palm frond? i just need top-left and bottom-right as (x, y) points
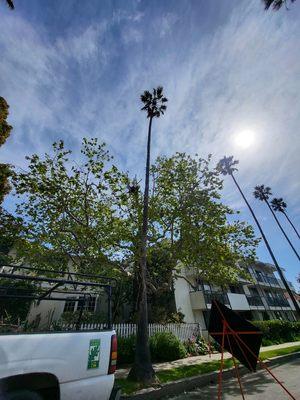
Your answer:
(217, 156), (239, 176)
(263, 0), (295, 10)
(157, 86), (163, 97)
(253, 185), (272, 201)
(6, 0), (14, 9)
(271, 197), (287, 212)
(140, 86), (167, 118)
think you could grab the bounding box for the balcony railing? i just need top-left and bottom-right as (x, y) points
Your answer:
(255, 274), (280, 286)
(204, 291), (230, 306)
(246, 295), (264, 307)
(266, 296), (290, 307)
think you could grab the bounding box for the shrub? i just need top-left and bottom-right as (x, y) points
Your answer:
(253, 320), (300, 346)
(183, 335), (209, 356)
(150, 331), (187, 362)
(209, 338), (221, 353)
(0, 279), (36, 324)
(196, 335), (210, 355)
(117, 335), (136, 365)
(183, 337), (198, 356)
(118, 332), (208, 366)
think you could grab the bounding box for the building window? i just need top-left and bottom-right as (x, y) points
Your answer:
(229, 285), (244, 294)
(203, 283), (211, 292)
(195, 278), (203, 291)
(82, 296), (97, 312)
(64, 297), (76, 313)
(255, 270), (264, 282)
(249, 287), (259, 296)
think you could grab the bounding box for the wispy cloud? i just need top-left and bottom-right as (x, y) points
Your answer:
(1, 1), (299, 194)
(0, 0), (299, 280)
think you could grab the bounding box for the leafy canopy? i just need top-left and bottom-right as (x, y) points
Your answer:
(0, 97), (12, 147)
(12, 140), (258, 286)
(13, 138), (130, 275)
(148, 153), (258, 284)
(0, 97), (13, 203)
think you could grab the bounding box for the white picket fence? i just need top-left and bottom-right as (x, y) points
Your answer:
(61, 322), (202, 342)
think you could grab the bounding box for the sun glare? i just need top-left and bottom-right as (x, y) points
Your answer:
(233, 129), (255, 149)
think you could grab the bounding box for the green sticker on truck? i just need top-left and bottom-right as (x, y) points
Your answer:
(87, 339), (101, 369)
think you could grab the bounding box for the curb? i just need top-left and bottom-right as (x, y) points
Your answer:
(121, 352), (300, 399)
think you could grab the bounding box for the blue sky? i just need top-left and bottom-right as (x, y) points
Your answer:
(0, 0), (299, 287)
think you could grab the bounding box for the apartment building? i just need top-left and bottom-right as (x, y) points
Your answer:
(174, 261), (299, 331)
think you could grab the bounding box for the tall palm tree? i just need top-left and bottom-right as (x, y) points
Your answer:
(263, 0), (296, 10)
(254, 185), (300, 262)
(271, 198), (300, 240)
(217, 156), (300, 317)
(128, 87), (167, 383)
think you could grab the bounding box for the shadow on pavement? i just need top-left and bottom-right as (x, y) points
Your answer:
(167, 358), (300, 399)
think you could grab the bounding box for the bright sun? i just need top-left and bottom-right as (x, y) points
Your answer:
(233, 129), (255, 149)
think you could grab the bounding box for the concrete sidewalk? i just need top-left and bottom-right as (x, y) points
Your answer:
(115, 340), (300, 379)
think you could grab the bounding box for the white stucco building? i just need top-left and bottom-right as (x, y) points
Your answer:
(174, 261), (299, 332)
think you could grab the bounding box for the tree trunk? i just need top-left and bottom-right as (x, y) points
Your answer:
(264, 199), (300, 261)
(283, 211), (300, 240)
(230, 174), (300, 318)
(128, 117), (155, 383)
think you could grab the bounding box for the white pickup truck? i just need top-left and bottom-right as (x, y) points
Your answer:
(0, 330), (120, 400)
(0, 266), (121, 400)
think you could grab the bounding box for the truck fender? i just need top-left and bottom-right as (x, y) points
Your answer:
(0, 372), (60, 400)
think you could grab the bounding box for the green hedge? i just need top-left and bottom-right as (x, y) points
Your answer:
(117, 320), (300, 365)
(117, 332), (187, 365)
(253, 320), (300, 346)
(117, 335), (136, 365)
(150, 332), (187, 361)
(0, 279), (37, 326)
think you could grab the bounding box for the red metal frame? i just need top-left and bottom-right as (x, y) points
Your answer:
(214, 301), (297, 400)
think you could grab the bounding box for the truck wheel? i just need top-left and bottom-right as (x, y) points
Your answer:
(7, 390), (43, 400)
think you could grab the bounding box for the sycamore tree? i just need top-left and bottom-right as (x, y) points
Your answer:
(13, 144), (258, 291)
(125, 152), (259, 384)
(0, 96), (23, 267)
(147, 153), (259, 285)
(12, 140), (260, 383)
(114, 152), (259, 298)
(12, 142), (259, 298)
(10, 138), (261, 384)
(12, 138), (131, 276)
(0, 97), (13, 204)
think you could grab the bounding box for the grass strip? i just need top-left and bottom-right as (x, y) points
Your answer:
(259, 344), (300, 360)
(117, 344), (300, 395)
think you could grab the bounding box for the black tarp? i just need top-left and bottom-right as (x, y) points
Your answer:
(208, 300), (263, 371)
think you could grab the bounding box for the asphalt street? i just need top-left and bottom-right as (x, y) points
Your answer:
(167, 357), (300, 399)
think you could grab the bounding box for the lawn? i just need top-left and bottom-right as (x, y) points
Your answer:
(117, 344), (300, 395)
